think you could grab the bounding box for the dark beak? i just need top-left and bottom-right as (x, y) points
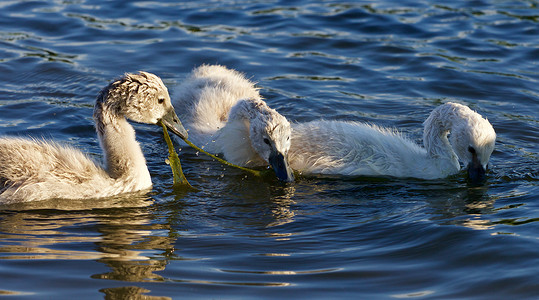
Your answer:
(467, 154), (486, 183)
(268, 150), (294, 182)
(159, 108), (188, 140)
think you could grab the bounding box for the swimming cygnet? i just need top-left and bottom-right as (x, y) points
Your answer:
(173, 64), (294, 182)
(289, 102), (496, 181)
(0, 72), (188, 203)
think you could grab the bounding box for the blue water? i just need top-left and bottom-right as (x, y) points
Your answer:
(1, 0), (538, 298)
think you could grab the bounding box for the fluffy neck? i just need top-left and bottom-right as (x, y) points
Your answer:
(213, 99), (268, 166)
(422, 104), (461, 174)
(94, 101), (152, 189)
(217, 119), (265, 166)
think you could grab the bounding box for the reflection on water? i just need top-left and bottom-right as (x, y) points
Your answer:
(0, 197), (176, 298)
(423, 181), (497, 230)
(93, 259), (168, 281)
(0, 181), (301, 291)
(423, 180), (539, 232)
(0, 191), (153, 211)
(189, 176), (298, 230)
(100, 286), (171, 300)
(1, 174), (533, 298)
(457, 185), (497, 230)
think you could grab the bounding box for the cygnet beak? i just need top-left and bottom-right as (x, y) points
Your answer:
(269, 150), (294, 182)
(160, 109), (188, 140)
(467, 153), (486, 183)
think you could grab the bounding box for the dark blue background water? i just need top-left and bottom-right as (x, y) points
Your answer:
(0, 0), (538, 298)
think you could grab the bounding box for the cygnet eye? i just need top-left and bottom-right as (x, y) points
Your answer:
(158, 98), (165, 104)
(468, 146), (476, 154)
(263, 138), (270, 145)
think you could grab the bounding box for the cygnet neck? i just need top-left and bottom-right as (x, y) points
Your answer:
(212, 98), (268, 167)
(93, 89), (151, 187)
(422, 104), (462, 172)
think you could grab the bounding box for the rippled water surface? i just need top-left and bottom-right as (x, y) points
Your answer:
(1, 0), (538, 298)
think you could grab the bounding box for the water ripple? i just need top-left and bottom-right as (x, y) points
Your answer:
(0, 0), (538, 298)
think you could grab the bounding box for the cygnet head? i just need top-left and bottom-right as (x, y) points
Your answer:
(97, 71), (188, 139)
(447, 103), (496, 182)
(249, 109), (294, 182)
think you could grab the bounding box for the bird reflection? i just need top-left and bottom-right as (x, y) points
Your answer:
(0, 172), (301, 295)
(267, 185), (296, 227)
(215, 178), (297, 229)
(99, 286), (171, 300)
(90, 207), (171, 282)
(426, 182), (496, 230)
(0, 194), (177, 299)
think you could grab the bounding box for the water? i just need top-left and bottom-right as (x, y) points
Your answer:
(0, 0), (538, 298)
